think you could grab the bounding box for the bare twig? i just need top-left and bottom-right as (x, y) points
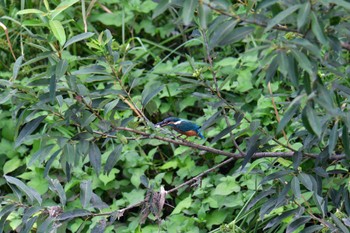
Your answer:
(0, 21), (16, 61)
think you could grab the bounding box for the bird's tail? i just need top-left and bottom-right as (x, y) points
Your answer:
(198, 131), (205, 139)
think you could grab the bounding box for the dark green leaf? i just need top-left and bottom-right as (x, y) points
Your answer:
(311, 12), (327, 45)
(89, 143), (101, 175)
(326, 0), (350, 10)
(298, 173), (314, 191)
(0, 204), (16, 218)
(48, 178), (66, 206)
(56, 209), (91, 221)
(260, 170), (293, 185)
(28, 144), (54, 166)
(44, 149), (61, 177)
(37, 217), (54, 233)
(4, 175), (42, 205)
(63, 32), (94, 49)
(342, 125), (350, 159)
(299, 225), (324, 233)
(80, 180), (92, 209)
(218, 26), (255, 46)
(91, 220), (106, 233)
(72, 65), (108, 75)
(202, 110), (222, 130)
(265, 5), (301, 32)
(291, 49), (313, 74)
(314, 167), (328, 178)
(49, 74), (56, 104)
(13, 55), (23, 80)
(291, 176), (301, 199)
(247, 189), (275, 209)
(211, 125), (236, 144)
(297, 2), (311, 30)
(331, 213), (350, 233)
(264, 208), (300, 230)
(21, 216), (38, 233)
(182, 0), (198, 26)
(152, 0), (170, 19)
(303, 104), (321, 138)
(141, 85), (164, 107)
(56, 59), (68, 78)
(277, 100), (300, 133)
(0, 211), (11, 233)
(286, 216), (311, 233)
(15, 115), (46, 148)
(209, 19), (238, 49)
(293, 151), (303, 171)
(199, 3), (211, 29)
(241, 134), (260, 169)
(104, 145), (123, 175)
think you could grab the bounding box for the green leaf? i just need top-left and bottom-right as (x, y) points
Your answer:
(286, 216), (311, 233)
(328, 122), (338, 155)
(209, 19), (238, 49)
(199, 3), (211, 29)
(44, 149), (61, 177)
(80, 180), (92, 208)
(218, 26), (254, 46)
(311, 12), (327, 45)
(89, 143), (101, 175)
(299, 225), (324, 233)
(213, 177), (240, 195)
(297, 2), (311, 30)
(298, 173), (314, 191)
(4, 175), (42, 205)
(13, 55), (23, 80)
(265, 5), (301, 32)
(277, 101), (300, 133)
(302, 104), (321, 138)
(16, 9), (45, 15)
(51, 0), (79, 20)
(325, 0), (350, 10)
(172, 195), (192, 215)
(260, 170), (293, 185)
(104, 145), (123, 175)
(342, 125), (350, 159)
(49, 20), (66, 47)
(141, 85), (164, 107)
(15, 115), (47, 148)
(3, 157), (22, 174)
(49, 74), (56, 104)
(48, 178), (66, 206)
(152, 0), (170, 19)
(55, 59), (68, 78)
(182, 0), (198, 26)
(63, 32), (95, 49)
(264, 208), (300, 230)
(241, 134), (260, 169)
(331, 213), (350, 233)
(37, 217), (54, 233)
(56, 209), (91, 221)
(291, 49), (313, 74)
(291, 176), (301, 200)
(211, 125), (236, 143)
(29, 145), (55, 166)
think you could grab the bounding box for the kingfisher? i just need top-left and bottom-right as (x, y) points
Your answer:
(155, 117), (204, 139)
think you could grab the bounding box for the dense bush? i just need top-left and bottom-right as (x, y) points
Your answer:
(1, 0), (350, 232)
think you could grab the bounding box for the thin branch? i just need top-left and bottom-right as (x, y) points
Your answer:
(0, 21), (16, 61)
(93, 128), (345, 160)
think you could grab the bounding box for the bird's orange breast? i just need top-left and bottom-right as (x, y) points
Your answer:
(183, 130), (198, 136)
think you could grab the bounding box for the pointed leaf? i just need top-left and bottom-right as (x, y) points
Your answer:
(291, 49), (313, 74)
(63, 32), (94, 49)
(28, 145), (54, 166)
(49, 20), (66, 46)
(15, 115), (46, 148)
(265, 5), (301, 32)
(218, 26), (254, 46)
(277, 101), (300, 133)
(311, 12), (327, 45)
(297, 2), (311, 30)
(48, 178), (66, 206)
(152, 0), (170, 19)
(51, 0), (79, 20)
(80, 180), (92, 208)
(44, 149), (61, 177)
(241, 134), (260, 169)
(89, 143), (101, 175)
(211, 125), (236, 144)
(286, 216), (311, 233)
(104, 145), (123, 175)
(49, 74), (56, 104)
(291, 176), (301, 199)
(182, 0), (198, 26)
(55, 59), (68, 78)
(13, 55), (23, 80)
(331, 213), (350, 233)
(342, 125), (350, 159)
(4, 175), (42, 205)
(141, 85), (164, 107)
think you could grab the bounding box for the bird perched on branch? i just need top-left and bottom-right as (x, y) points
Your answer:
(155, 117), (204, 139)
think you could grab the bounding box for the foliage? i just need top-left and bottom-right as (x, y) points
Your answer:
(0, 0), (350, 232)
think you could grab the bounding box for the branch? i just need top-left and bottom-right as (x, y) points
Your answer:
(93, 128), (345, 160)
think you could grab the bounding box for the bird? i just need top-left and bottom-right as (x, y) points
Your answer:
(155, 117), (204, 139)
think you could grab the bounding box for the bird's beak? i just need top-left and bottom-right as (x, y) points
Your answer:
(155, 120), (169, 128)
